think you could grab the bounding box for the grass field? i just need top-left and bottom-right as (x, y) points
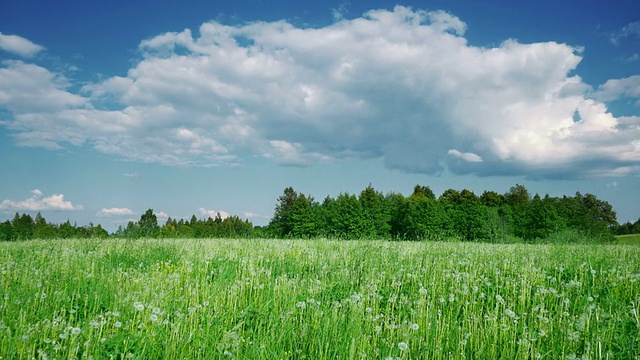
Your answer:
(0, 239), (639, 359)
(617, 234), (640, 245)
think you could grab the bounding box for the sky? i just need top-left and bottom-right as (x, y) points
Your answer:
(0, 0), (639, 232)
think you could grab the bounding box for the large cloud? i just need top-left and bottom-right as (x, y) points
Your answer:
(1, 6), (639, 178)
(0, 189), (84, 212)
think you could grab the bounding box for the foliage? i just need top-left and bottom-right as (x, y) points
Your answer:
(266, 184), (618, 242)
(0, 212), (108, 241)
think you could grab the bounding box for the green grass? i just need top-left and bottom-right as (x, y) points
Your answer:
(0, 238), (639, 359)
(617, 233), (640, 245)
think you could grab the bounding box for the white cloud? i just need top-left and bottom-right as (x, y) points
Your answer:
(595, 75), (640, 106)
(448, 149), (483, 163)
(244, 212), (269, 220)
(0, 189), (83, 211)
(0, 33), (45, 58)
(156, 211), (170, 220)
(1, 6), (639, 179)
(198, 207), (229, 219)
(96, 207), (134, 217)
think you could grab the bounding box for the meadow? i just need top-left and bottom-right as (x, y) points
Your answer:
(0, 239), (638, 359)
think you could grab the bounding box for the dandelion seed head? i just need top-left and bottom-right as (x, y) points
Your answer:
(410, 323), (419, 331)
(71, 327), (81, 335)
(397, 342), (409, 352)
(133, 302), (144, 312)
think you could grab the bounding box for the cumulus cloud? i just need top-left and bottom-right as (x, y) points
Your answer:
(96, 207), (134, 217)
(0, 189), (83, 211)
(156, 211), (170, 220)
(1, 7), (639, 178)
(0, 33), (45, 58)
(198, 207), (229, 219)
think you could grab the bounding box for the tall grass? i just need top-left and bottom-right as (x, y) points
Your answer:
(0, 238), (638, 359)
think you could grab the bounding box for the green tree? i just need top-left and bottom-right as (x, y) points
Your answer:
(329, 193), (367, 238)
(138, 209), (159, 237)
(269, 187), (318, 237)
(504, 184), (530, 207)
(397, 195), (448, 240)
(58, 220), (76, 238)
(33, 212), (58, 239)
(521, 194), (564, 240)
(480, 191), (504, 207)
(0, 220), (14, 241)
(359, 185), (391, 238)
(12, 213), (34, 240)
(411, 185), (436, 200)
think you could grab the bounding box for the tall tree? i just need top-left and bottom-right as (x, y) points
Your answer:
(411, 185), (436, 200)
(138, 209), (159, 237)
(359, 184), (391, 238)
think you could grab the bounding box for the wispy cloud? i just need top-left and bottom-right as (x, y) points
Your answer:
(610, 21), (640, 46)
(1, 6), (639, 179)
(96, 207), (134, 217)
(0, 33), (45, 58)
(0, 189), (83, 211)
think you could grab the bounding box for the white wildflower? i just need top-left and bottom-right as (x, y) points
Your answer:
(398, 342), (409, 352)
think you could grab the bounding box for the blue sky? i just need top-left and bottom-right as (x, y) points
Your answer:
(1, 0), (639, 232)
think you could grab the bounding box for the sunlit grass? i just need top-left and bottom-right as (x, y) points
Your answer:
(0, 238), (638, 359)
(617, 234), (640, 245)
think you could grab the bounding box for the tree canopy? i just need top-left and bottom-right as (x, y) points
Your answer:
(266, 184), (620, 242)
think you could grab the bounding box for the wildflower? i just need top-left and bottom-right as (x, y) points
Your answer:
(71, 327), (81, 335)
(133, 302), (144, 311)
(398, 342), (409, 352)
(114, 321), (122, 328)
(295, 301), (306, 309)
(410, 323), (419, 331)
(150, 314), (159, 322)
(495, 295), (505, 304)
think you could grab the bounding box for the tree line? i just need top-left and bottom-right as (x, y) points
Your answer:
(0, 209), (255, 241)
(0, 212), (109, 241)
(0, 183), (636, 242)
(266, 184), (621, 242)
(112, 209), (254, 239)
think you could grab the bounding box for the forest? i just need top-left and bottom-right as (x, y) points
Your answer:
(0, 184), (637, 242)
